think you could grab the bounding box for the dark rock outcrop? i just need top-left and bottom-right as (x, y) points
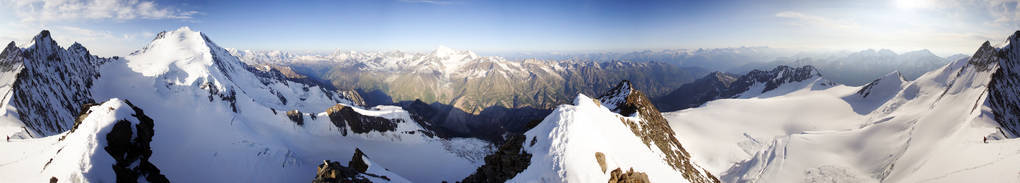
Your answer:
(339, 90), (367, 107)
(286, 110), (304, 125)
(349, 148), (369, 173)
(313, 149), (390, 183)
(313, 160), (375, 183)
(598, 80), (720, 183)
(608, 168), (650, 183)
(460, 134), (532, 183)
(325, 104), (398, 135)
(103, 100), (170, 183)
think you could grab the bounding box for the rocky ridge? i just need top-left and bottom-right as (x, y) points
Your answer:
(0, 30), (110, 136)
(656, 65), (826, 112)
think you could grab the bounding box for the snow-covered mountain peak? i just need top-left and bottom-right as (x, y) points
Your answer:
(430, 45), (477, 59)
(739, 65), (824, 95)
(854, 70), (906, 101)
(881, 70), (905, 82)
(126, 26), (216, 79)
(965, 41), (1000, 71)
(27, 30), (59, 53)
(426, 45), (480, 75)
(68, 42), (87, 52)
(3, 41), (16, 53)
(503, 83), (718, 182)
(432, 45), (456, 57)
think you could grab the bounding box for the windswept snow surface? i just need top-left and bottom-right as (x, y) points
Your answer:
(510, 94), (713, 182)
(0, 99), (135, 182)
(0, 27), (489, 182)
(665, 40), (1020, 182)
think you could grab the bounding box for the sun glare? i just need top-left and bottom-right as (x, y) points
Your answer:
(895, 0), (929, 10)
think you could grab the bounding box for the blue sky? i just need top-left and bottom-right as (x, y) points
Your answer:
(1, 0), (1018, 57)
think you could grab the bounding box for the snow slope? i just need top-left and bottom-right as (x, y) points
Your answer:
(0, 99), (149, 182)
(508, 81), (717, 182)
(665, 33), (1020, 182)
(0, 27), (491, 182)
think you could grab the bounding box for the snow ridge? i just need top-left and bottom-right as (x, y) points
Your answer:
(125, 26), (354, 112)
(0, 98), (159, 182)
(855, 71), (906, 98)
(509, 81), (717, 182)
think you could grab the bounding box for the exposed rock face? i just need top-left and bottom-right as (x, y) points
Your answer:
(608, 168), (650, 183)
(286, 110), (304, 125)
(984, 32), (1020, 137)
(596, 152), (608, 173)
(1, 30), (109, 136)
(656, 65), (824, 112)
(460, 134), (532, 183)
(325, 104), (398, 135)
(349, 148), (369, 173)
(339, 90), (367, 107)
(103, 100), (170, 183)
(598, 80), (719, 183)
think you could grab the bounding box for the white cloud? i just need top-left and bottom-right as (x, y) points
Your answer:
(981, 0), (1020, 24)
(775, 11), (861, 30)
(3, 0), (198, 22)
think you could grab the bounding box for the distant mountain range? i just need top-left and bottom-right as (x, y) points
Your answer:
(654, 65), (832, 112)
(229, 47), (708, 139)
(731, 49), (966, 86)
(494, 47), (791, 71)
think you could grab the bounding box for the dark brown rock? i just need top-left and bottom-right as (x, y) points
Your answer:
(313, 160), (374, 183)
(313, 148), (390, 183)
(598, 80), (720, 183)
(350, 148), (369, 173)
(596, 152), (607, 173)
(608, 168), (650, 183)
(287, 110), (304, 125)
(325, 104), (397, 135)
